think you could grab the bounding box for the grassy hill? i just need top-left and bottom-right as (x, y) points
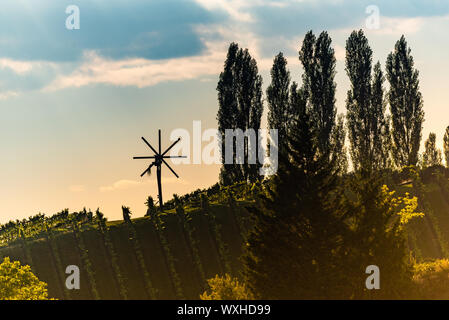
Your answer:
(0, 185), (254, 299)
(0, 169), (448, 300)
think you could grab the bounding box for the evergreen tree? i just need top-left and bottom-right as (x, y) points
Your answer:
(444, 126), (449, 168)
(299, 30), (337, 156)
(345, 30), (390, 174)
(267, 52), (291, 156)
(243, 85), (349, 299)
(217, 43), (263, 184)
(386, 35), (424, 167)
(423, 132), (442, 167)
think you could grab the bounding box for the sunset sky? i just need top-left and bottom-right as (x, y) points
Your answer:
(1, 0), (449, 222)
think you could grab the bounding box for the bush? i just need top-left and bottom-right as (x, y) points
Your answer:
(0, 257), (50, 300)
(413, 259), (449, 299)
(200, 274), (253, 300)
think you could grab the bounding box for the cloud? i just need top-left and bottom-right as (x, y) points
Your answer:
(194, 0), (254, 22)
(368, 16), (425, 35)
(0, 91), (18, 100)
(100, 177), (188, 192)
(0, 0), (221, 62)
(0, 59), (33, 74)
(2, 0), (448, 94)
(44, 23), (274, 90)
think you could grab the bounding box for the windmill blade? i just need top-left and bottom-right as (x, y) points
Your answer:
(162, 159), (179, 178)
(141, 137), (159, 155)
(161, 137), (181, 156)
(140, 163), (155, 177)
(133, 156), (156, 159)
(163, 155), (187, 159)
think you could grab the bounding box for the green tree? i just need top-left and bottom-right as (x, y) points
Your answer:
(423, 132), (442, 167)
(0, 257), (50, 300)
(299, 30), (337, 157)
(386, 35), (424, 167)
(345, 30), (390, 174)
(444, 126), (449, 167)
(343, 178), (423, 299)
(217, 43), (263, 185)
(243, 86), (349, 298)
(200, 274), (253, 300)
(267, 52), (291, 156)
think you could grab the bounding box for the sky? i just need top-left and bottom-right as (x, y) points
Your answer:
(1, 0), (449, 223)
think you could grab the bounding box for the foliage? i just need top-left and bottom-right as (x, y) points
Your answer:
(299, 30), (337, 156)
(413, 259), (449, 299)
(343, 178), (423, 299)
(71, 218), (100, 299)
(144, 196), (157, 218)
(243, 62), (349, 298)
(122, 206), (132, 223)
(386, 35), (424, 167)
(0, 257), (49, 300)
(174, 195), (206, 285)
(422, 132), (443, 168)
(202, 194), (232, 275)
(122, 206), (156, 299)
(200, 274), (254, 300)
(266, 52), (291, 156)
(345, 30), (390, 173)
(96, 209), (128, 299)
(217, 42), (263, 184)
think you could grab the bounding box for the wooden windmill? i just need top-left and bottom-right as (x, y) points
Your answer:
(133, 129), (186, 210)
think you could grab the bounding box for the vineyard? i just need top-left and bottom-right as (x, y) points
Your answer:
(0, 169), (448, 299)
(0, 183), (257, 299)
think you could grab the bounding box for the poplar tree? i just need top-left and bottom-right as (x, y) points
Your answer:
(217, 43), (263, 185)
(386, 36), (424, 167)
(299, 31), (337, 157)
(217, 43), (241, 185)
(444, 126), (449, 168)
(345, 30), (390, 174)
(267, 52), (291, 156)
(423, 132), (442, 167)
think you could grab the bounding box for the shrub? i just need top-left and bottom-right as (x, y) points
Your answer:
(413, 259), (449, 299)
(0, 257), (49, 300)
(200, 274), (253, 300)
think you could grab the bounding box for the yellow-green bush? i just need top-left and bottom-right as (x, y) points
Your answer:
(0, 257), (49, 300)
(413, 259), (449, 299)
(200, 274), (253, 300)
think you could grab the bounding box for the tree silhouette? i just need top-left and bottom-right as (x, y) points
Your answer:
(444, 126), (449, 168)
(267, 52), (291, 156)
(345, 30), (390, 174)
(423, 132), (442, 167)
(299, 30), (337, 157)
(217, 43), (263, 185)
(386, 35), (424, 167)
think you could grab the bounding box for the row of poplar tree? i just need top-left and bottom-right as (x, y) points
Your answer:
(215, 29), (448, 299)
(217, 29), (449, 183)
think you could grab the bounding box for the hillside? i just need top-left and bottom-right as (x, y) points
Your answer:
(0, 171), (448, 300)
